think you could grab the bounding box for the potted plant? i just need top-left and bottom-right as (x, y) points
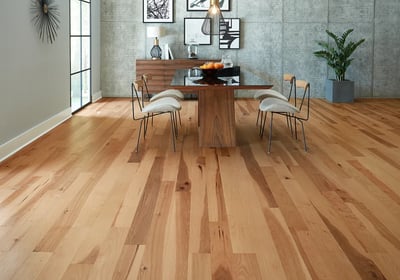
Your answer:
(314, 29), (365, 102)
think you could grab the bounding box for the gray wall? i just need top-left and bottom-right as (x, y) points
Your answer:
(0, 2), (101, 154)
(0, 1), (70, 146)
(100, 0), (400, 98)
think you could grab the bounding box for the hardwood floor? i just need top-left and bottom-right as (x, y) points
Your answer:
(0, 98), (400, 280)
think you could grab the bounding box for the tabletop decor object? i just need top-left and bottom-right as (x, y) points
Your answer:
(197, 62), (225, 84)
(31, 0), (60, 44)
(147, 26), (162, 59)
(187, 40), (199, 59)
(314, 29), (365, 102)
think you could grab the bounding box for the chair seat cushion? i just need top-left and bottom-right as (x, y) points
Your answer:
(150, 89), (184, 102)
(254, 89), (288, 101)
(259, 98), (299, 113)
(142, 97), (181, 113)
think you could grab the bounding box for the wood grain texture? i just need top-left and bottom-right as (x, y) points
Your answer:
(198, 88), (236, 147)
(136, 59), (217, 94)
(1, 98), (400, 279)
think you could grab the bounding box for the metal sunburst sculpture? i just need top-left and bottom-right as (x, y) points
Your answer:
(31, 0), (60, 44)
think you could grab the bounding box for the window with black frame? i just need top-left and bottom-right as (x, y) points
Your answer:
(70, 0), (91, 113)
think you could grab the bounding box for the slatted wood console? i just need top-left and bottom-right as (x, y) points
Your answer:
(135, 59), (217, 94)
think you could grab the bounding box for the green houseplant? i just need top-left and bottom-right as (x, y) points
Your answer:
(314, 29), (365, 102)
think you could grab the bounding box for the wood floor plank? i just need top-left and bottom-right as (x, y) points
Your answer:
(138, 181), (174, 279)
(1, 98), (400, 279)
(348, 204), (400, 279)
(191, 253), (212, 280)
(36, 227), (91, 280)
(124, 157), (165, 245)
(10, 252), (52, 280)
(113, 149), (158, 228)
(217, 150), (287, 279)
(264, 208), (313, 280)
(86, 228), (129, 280)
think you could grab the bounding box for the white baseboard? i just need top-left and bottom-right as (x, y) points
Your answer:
(0, 108), (71, 162)
(92, 90), (102, 102)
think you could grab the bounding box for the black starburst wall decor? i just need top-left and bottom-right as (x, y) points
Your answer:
(31, 0), (60, 44)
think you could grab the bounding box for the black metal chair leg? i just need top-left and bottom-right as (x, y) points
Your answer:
(136, 119), (144, 153)
(143, 116), (149, 138)
(178, 111), (182, 126)
(288, 114), (294, 137)
(268, 113), (274, 154)
(260, 111), (268, 138)
(300, 120), (308, 151)
(170, 113), (176, 152)
(172, 112), (178, 138)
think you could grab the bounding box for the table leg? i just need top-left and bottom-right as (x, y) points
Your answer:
(197, 88), (236, 147)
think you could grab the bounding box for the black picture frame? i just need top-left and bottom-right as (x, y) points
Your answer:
(219, 18), (240, 49)
(184, 18), (211, 45)
(187, 0), (230, 12)
(143, 0), (174, 23)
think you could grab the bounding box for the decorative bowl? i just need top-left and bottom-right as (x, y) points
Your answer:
(201, 68), (218, 78)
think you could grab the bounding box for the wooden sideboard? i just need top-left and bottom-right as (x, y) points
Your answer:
(135, 59), (217, 94)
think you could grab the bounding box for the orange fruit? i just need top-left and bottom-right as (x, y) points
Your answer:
(214, 63), (224, 69)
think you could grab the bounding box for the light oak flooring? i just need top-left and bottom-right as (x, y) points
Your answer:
(1, 98), (400, 280)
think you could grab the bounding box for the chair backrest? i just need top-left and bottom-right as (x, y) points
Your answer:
(131, 79), (146, 119)
(295, 80), (310, 120)
(283, 73), (296, 101)
(141, 73), (152, 100)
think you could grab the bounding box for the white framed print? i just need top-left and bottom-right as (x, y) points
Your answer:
(187, 0), (230, 11)
(219, 18), (240, 49)
(184, 18), (211, 45)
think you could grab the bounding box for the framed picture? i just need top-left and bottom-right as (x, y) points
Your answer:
(143, 0), (174, 23)
(187, 0), (230, 11)
(219, 18), (240, 49)
(184, 18), (211, 45)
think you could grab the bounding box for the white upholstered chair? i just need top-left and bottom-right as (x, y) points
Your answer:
(254, 74), (296, 129)
(142, 73), (184, 125)
(131, 79), (181, 152)
(259, 79), (310, 153)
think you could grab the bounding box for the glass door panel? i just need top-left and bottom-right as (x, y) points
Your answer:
(70, 38), (81, 73)
(82, 37), (90, 70)
(70, 0), (91, 113)
(71, 73), (81, 112)
(70, 0), (81, 35)
(82, 70), (91, 105)
(82, 2), (90, 35)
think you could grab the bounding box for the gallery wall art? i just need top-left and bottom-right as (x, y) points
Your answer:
(143, 0), (174, 23)
(187, 0), (230, 11)
(219, 18), (240, 49)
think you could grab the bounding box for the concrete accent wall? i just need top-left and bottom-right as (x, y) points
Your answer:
(92, 1), (102, 100)
(101, 0), (400, 98)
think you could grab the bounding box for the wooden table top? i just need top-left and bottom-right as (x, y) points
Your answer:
(169, 67), (273, 91)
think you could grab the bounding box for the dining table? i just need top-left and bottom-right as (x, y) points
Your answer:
(169, 66), (273, 148)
